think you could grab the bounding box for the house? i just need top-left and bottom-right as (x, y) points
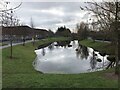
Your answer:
(1, 26), (50, 42)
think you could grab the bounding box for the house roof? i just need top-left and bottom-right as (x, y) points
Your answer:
(1, 26), (49, 36)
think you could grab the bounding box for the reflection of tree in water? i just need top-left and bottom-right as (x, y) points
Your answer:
(81, 45), (89, 59)
(76, 46), (81, 58)
(90, 51), (97, 70)
(99, 52), (106, 69)
(72, 40), (75, 46)
(37, 43), (52, 49)
(42, 48), (45, 56)
(48, 44), (54, 51)
(76, 43), (89, 59)
(56, 40), (71, 47)
(106, 56), (115, 69)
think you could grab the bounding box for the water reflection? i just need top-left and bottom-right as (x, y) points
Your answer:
(90, 51), (97, 70)
(48, 44), (54, 51)
(106, 56), (115, 69)
(42, 48), (45, 56)
(76, 44), (89, 59)
(56, 40), (71, 47)
(99, 52), (106, 69)
(34, 40), (110, 74)
(37, 42), (52, 49)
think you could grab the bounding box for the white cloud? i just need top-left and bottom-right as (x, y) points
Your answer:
(6, 0), (114, 2)
(75, 12), (87, 17)
(6, 2), (94, 32)
(0, 1), (5, 10)
(35, 7), (64, 16)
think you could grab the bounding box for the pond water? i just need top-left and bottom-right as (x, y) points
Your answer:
(33, 40), (110, 74)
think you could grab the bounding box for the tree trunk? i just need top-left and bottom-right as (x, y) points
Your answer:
(23, 36), (25, 46)
(115, 1), (119, 75)
(10, 38), (12, 59)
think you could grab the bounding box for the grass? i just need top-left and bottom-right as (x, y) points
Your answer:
(79, 39), (115, 55)
(2, 69), (118, 88)
(0, 48), (1, 90)
(2, 37), (118, 88)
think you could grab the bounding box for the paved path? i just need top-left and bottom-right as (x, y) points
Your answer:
(95, 40), (111, 43)
(0, 40), (36, 49)
(88, 38), (111, 43)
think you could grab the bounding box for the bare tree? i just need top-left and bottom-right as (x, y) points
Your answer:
(0, 1), (22, 26)
(80, 0), (120, 74)
(114, 1), (119, 74)
(76, 22), (89, 40)
(0, 2), (22, 12)
(0, 1), (22, 59)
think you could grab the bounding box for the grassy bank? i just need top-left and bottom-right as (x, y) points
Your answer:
(79, 39), (115, 55)
(2, 37), (118, 88)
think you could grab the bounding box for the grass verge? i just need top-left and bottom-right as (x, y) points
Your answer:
(79, 39), (115, 55)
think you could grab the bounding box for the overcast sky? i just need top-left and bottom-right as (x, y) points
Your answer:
(7, 2), (93, 32)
